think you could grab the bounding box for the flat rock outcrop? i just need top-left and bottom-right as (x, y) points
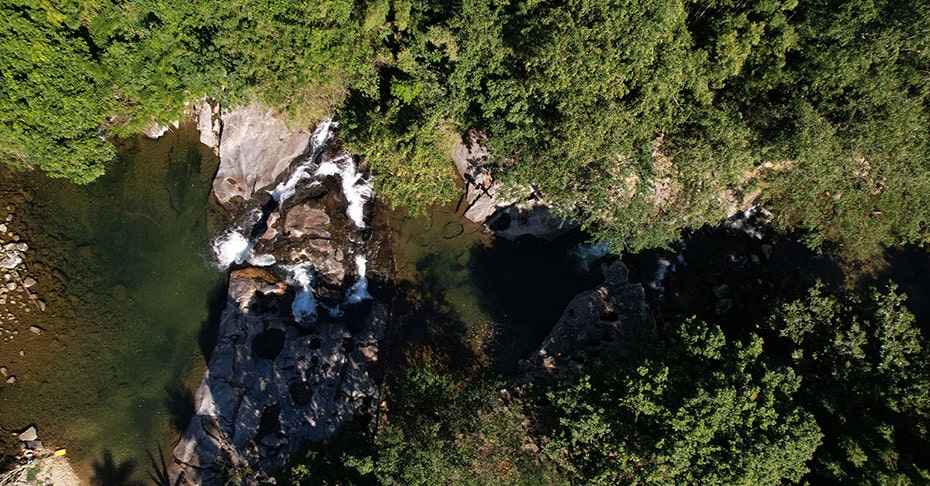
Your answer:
(213, 105), (312, 206)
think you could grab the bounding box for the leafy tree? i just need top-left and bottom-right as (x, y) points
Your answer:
(545, 319), (822, 484)
(771, 283), (930, 482)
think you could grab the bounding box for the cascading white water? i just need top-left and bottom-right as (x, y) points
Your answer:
(345, 254), (372, 305)
(315, 154), (374, 229)
(211, 118), (373, 324)
(212, 229), (277, 269)
(285, 262), (318, 323)
(270, 119), (337, 204)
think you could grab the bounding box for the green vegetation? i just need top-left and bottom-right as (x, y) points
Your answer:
(279, 283), (929, 484)
(2, 0), (927, 256)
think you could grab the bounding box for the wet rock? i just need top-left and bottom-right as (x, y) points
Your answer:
(284, 205), (331, 239)
(22, 277), (36, 288)
(213, 104), (312, 207)
(0, 366), (6, 376)
(37, 300), (45, 312)
(716, 298), (733, 316)
(29, 325), (42, 335)
(761, 244), (773, 260)
(6, 282), (15, 291)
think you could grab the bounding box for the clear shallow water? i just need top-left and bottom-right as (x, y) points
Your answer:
(0, 123), (223, 482)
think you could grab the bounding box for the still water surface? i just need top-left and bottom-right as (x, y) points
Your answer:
(0, 123), (222, 482)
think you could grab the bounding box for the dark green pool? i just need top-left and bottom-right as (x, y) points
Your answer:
(0, 123), (223, 482)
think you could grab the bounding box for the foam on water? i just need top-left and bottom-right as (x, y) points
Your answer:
(212, 229), (276, 268)
(286, 262), (318, 323)
(270, 119), (338, 204)
(315, 154), (373, 228)
(212, 230), (251, 268)
(345, 254), (372, 305)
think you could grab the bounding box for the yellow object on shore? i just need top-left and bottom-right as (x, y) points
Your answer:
(54, 449), (67, 456)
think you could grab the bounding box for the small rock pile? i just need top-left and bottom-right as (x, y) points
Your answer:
(0, 203), (47, 387)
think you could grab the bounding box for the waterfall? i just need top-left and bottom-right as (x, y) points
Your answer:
(345, 254), (372, 305)
(315, 153), (374, 229)
(270, 119), (337, 205)
(285, 262), (318, 324)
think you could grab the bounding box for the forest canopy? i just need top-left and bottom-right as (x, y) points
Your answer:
(1, 0), (928, 255)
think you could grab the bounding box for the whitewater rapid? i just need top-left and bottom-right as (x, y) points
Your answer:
(211, 119), (374, 324)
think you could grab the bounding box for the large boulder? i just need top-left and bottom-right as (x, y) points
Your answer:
(523, 261), (651, 372)
(451, 131), (576, 240)
(213, 105), (312, 207)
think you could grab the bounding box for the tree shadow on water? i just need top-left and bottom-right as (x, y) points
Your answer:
(91, 450), (145, 486)
(198, 279), (229, 362)
(164, 382), (195, 434)
(386, 266), (479, 373)
(146, 444), (170, 486)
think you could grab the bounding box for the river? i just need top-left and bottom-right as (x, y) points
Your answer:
(0, 123), (223, 482)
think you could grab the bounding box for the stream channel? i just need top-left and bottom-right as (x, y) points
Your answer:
(0, 124), (601, 483)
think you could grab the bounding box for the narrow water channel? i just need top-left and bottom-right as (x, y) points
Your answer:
(0, 123), (223, 482)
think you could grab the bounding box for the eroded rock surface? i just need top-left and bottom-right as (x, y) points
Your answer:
(523, 261), (651, 372)
(213, 105), (312, 206)
(170, 116), (381, 485)
(452, 131), (575, 240)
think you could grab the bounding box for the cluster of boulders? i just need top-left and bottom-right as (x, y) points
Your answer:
(0, 203), (47, 387)
(168, 106), (385, 485)
(523, 260), (650, 374)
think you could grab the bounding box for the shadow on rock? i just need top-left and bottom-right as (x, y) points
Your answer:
(91, 450), (145, 486)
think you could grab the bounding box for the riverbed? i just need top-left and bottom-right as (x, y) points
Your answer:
(0, 123), (223, 482)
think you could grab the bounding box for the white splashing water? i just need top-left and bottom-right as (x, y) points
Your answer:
(212, 230), (251, 268)
(212, 229), (276, 269)
(315, 154), (374, 228)
(570, 241), (612, 268)
(286, 262), (318, 323)
(649, 257), (673, 293)
(269, 119), (338, 204)
(345, 254), (372, 305)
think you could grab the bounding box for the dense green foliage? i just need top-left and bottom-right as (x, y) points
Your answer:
(2, 0), (927, 256)
(771, 283), (930, 482)
(279, 283), (929, 484)
(543, 319), (822, 484)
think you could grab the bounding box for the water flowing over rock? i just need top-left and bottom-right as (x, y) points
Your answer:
(213, 105), (313, 206)
(171, 114), (381, 485)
